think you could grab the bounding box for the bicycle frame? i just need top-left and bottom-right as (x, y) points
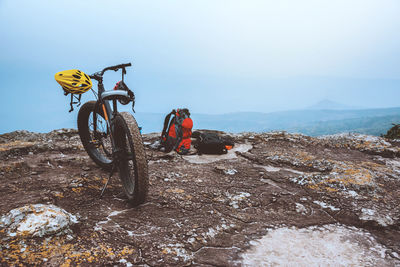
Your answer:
(89, 63), (132, 152)
(95, 82), (114, 126)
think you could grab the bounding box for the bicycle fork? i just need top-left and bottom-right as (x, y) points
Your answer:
(99, 103), (117, 198)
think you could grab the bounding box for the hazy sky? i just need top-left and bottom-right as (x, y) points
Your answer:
(1, 0), (400, 133)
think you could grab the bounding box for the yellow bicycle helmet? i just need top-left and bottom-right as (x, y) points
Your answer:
(55, 69), (92, 94)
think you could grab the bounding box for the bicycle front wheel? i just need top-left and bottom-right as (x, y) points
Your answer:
(114, 112), (148, 206)
(78, 101), (113, 170)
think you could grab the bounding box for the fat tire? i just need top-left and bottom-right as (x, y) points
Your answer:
(77, 101), (113, 170)
(114, 112), (148, 205)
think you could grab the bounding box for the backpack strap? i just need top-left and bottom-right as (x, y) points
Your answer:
(173, 115), (184, 150)
(161, 109), (176, 141)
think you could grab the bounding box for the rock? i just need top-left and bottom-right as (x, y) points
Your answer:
(359, 208), (394, 227)
(149, 140), (162, 149)
(0, 204), (78, 238)
(318, 133), (400, 157)
(214, 165), (238, 175)
(295, 203), (307, 214)
(389, 251), (400, 260)
(183, 143), (252, 164)
(194, 247), (239, 266)
(1, 128), (400, 265)
(240, 224), (397, 266)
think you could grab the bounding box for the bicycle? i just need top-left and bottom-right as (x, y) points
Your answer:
(55, 63), (148, 206)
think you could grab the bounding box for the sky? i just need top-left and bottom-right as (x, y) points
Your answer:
(1, 0), (400, 133)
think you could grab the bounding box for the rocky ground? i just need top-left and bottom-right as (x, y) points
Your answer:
(0, 128), (399, 266)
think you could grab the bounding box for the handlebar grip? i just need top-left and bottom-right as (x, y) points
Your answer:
(112, 63), (132, 69)
(111, 63), (131, 70)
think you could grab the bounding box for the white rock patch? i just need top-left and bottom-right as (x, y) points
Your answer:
(241, 224), (393, 266)
(224, 169), (238, 175)
(183, 143), (252, 164)
(360, 208), (394, 227)
(160, 243), (193, 262)
(295, 203), (307, 214)
(119, 259), (133, 267)
(258, 164), (305, 175)
(94, 209), (128, 231)
(386, 159), (400, 176)
(313, 200), (340, 211)
(0, 204), (78, 238)
(226, 192), (251, 209)
(259, 165), (281, 172)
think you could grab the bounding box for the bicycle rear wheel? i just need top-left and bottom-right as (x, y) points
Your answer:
(114, 112), (148, 205)
(78, 101), (113, 170)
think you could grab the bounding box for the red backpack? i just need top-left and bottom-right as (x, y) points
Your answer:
(161, 108), (193, 154)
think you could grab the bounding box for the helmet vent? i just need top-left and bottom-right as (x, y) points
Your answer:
(72, 74), (81, 79)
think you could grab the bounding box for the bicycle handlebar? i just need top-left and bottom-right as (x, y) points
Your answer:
(89, 63), (132, 80)
(101, 63), (131, 75)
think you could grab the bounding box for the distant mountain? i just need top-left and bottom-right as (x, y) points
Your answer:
(134, 107), (400, 136)
(306, 99), (359, 110)
(286, 115), (400, 136)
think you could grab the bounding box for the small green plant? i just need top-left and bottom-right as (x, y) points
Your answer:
(383, 123), (400, 139)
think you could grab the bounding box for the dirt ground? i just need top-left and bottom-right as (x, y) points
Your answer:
(0, 129), (399, 266)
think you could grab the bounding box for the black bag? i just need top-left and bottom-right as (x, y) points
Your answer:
(193, 131), (234, 155)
